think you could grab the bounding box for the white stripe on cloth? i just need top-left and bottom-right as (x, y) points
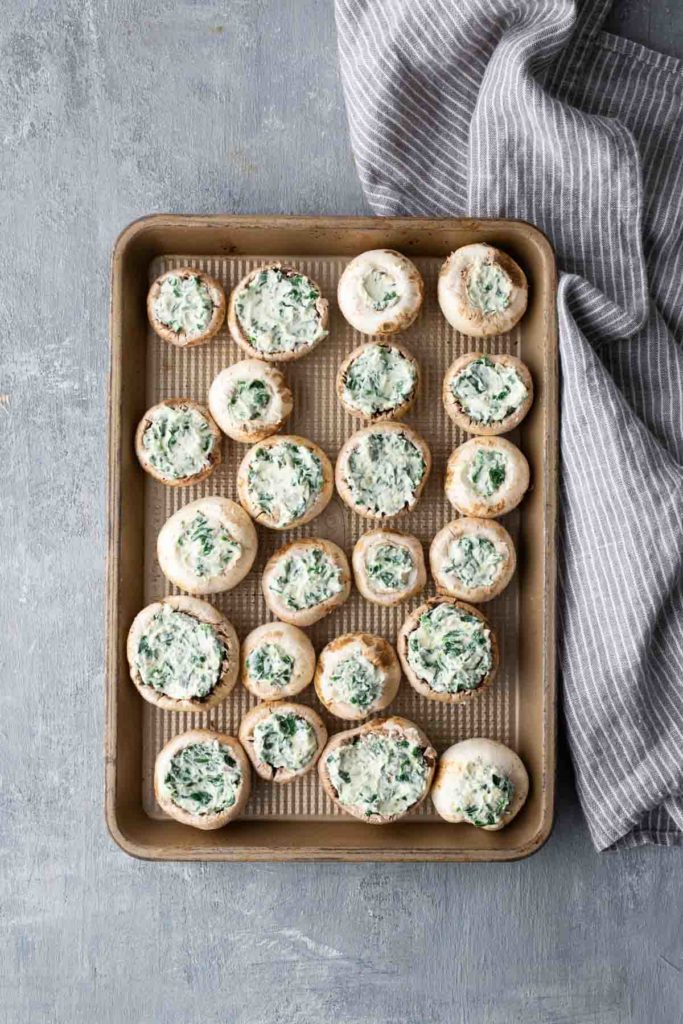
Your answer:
(335, 0), (683, 849)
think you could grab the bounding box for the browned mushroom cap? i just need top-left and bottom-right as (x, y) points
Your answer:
(227, 262), (329, 362)
(431, 737), (529, 829)
(318, 716), (437, 824)
(442, 352), (533, 435)
(261, 537), (352, 627)
(445, 435), (530, 518)
(134, 398), (222, 486)
(147, 267), (226, 347)
(335, 421), (432, 521)
(127, 595), (239, 712)
(429, 517), (516, 603)
(236, 434), (334, 530)
(238, 701), (328, 782)
(314, 632), (401, 720)
(336, 341), (420, 422)
(438, 244), (527, 338)
(154, 729), (251, 830)
(397, 596), (499, 704)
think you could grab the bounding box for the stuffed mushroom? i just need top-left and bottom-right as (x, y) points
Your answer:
(237, 435), (333, 530)
(438, 244), (527, 338)
(352, 528), (426, 607)
(336, 422), (431, 520)
(431, 737), (529, 830)
(241, 622), (316, 700)
(445, 436), (530, 518)
(314, 632), (401, 720)
(154, 729), (251, 830)
(208, 359), (293, 443)
(147, 267), (226, 347)
(127, 596), (239, 712)
(135, 398), (222, 486)
(398, 597), (498, 704)
(443, 352), (533, 435)
(318, 717), (436, 824)
(157, 496), (257, 595)
(337, 249), (424, 335)
(238, 701), (327, 782)
(430, 518), (516, 603)
(261, 538), (351, 627)
(228, 263), (328, 362)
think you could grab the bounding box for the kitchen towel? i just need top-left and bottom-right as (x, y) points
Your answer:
(335, 0), (683, 849)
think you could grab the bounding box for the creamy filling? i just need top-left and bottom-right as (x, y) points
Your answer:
(444, 535), (504, 590)
(466, 261), (512, 315)
(326, 732), (428, 818)
(252, 712), (317, 772)
(235, 267), (326, 354)
(135, 604), (224, 700)
(247, 440), (323, 526)
(164, 741), (241, 816)
(327, 651), (383, 712)
(269, 548), (343, 612)
(225, 377), (274, 424)
(364, 541), (416, 594)
(359, 269), (400, 312)
(345, 431), (426, 516)
(406, 603), (492, 694)
(466, 448), (507, 498)
(154, 274), (214, 337)
(175, 511), (241, 580)
(142, 405), (214, 480)
(246, 642), (294, 690)
(451, 357), (527, 424)
(343, 344), (417, 417)
(446, 758), (514, 827)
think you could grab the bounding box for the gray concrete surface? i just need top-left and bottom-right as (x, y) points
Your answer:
(1, 2), (682, 1022)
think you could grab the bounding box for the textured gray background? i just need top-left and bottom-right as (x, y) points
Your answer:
(1, 2), (682, 1022)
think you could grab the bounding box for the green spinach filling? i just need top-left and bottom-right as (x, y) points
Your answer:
(406, 603), (492, 694)
(466, 261), (512, 315)
(444, 535), (503, 590)
(346, 431), (426, 516)
(360, 269), (400, 312)
(450, 759), (514, 827)
(175, 511), (241, 579)
(226, 377), (273, 423)
(247, 440), (323, 526)
(246, 642), (294, 690)
(326, 733), (428, 817)
(451, 357), (527, 424)
(343, 344), (416, 416)
(142, 405), (214, 480)
(235, 267), (327, 354)
(252, 712), (317, 771)
(365, 541), (415, 593)
(269, 547), (343, 612)
(467, 448), (507, 498)
(328, 653), (382, 711)
(154, 274), (213, 336)
(135, 604), (225, 700)
(164, 741), (241, 816)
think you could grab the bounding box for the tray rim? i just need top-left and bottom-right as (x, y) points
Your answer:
(106, 213), (558, 862)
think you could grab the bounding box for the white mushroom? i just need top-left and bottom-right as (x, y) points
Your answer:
(430, 518), (516, 603)
(241, 622), (316, 700)
(443, 352), (533, 435)
(314, 632), (401, 720)
(147, 267), (226, 347)
(445, 436), (530, 518)
(208, 360), (293, 443)
(337, 249), (424, 335)
(237, 434), (333, 530)
(431, 738), (529, 830)
(438, 244), (527, 338)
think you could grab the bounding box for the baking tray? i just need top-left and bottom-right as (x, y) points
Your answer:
(107, 215), (557, 861)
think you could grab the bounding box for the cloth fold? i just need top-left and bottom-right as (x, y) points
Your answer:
(335, 0), (683, 849)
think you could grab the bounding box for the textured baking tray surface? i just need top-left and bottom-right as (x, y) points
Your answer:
(141, 254), (522, 821)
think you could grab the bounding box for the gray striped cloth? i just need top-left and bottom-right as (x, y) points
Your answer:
(335, 0), (683, 849)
